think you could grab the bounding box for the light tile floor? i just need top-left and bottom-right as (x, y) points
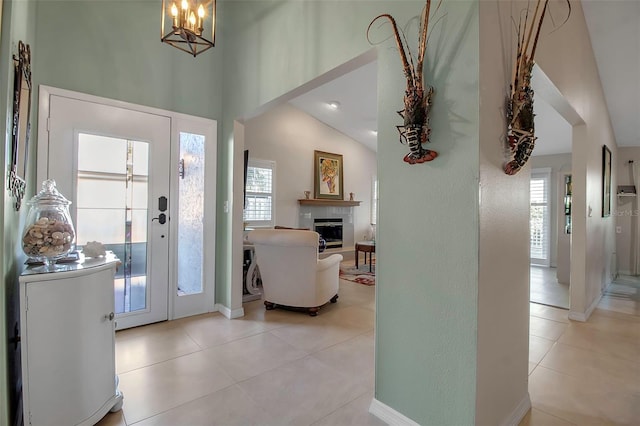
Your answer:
(98, 273), (640, 426)
(530, 265), (570, 309)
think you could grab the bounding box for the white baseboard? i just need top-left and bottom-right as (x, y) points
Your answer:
(369, 398), (419, 426)
(568, 291), (603, 322)
(370, 393), (530, 426)
(215, 303), (245, 319)
(500, 393), (531, 426)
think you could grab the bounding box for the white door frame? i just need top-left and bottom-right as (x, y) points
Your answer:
(37, 85), (217, 324)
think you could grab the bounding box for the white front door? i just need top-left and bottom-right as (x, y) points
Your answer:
(43, 94), (171, 329)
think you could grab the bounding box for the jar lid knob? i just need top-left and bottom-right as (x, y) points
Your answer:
(28, 179), (72, 205)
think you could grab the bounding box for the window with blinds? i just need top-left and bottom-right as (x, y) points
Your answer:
(530, 169), (551, 265)
(244, 159), (275, 227)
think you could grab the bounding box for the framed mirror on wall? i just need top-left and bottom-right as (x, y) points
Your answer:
(8, 40), (32, 210)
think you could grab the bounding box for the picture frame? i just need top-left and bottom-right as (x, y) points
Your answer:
(314, 150), (344, 200)
(602, 145), (612, 217)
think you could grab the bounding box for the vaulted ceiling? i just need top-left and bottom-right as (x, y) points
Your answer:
(288, 1), (640, 156)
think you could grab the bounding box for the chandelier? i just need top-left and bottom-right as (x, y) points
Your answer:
(161, 0), (216, 57)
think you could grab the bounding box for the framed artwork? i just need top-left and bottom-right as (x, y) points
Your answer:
(314, 150), (343, 200)
(602, 145), (612, 217)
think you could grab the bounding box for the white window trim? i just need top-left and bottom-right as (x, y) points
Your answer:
(244, 158), (276, 228)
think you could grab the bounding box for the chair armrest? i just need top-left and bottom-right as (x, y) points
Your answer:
(317, 254), (343, 272)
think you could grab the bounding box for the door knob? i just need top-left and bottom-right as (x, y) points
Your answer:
(152, 213), (167, 224)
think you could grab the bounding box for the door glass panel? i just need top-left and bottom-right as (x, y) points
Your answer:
(77, 134), (127, 174)
(77, 133), (149, 314)
(177, 132), (205, 295)
(77, 177), (127, 209)
(76, 209), (126, 243)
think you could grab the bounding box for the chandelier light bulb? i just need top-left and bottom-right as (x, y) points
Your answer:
(181, 0), (188, 10)
(198, 4), (205, 17)
(171, 3), (178, 16)
(189, 11), (196, 26)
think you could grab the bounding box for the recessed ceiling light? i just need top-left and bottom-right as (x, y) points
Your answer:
(327, 101), (341, 110)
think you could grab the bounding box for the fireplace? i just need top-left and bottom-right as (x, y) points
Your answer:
(314, 218), (343, 249)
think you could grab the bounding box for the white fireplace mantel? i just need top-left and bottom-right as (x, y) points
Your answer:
(298, 199), (361, 207)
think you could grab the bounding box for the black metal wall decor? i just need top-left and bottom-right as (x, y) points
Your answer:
(8, 40), (32, 210)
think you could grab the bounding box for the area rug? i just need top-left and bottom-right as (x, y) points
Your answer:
(339, 263), (375, 286)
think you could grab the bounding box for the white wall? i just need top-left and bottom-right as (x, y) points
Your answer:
(533, 0), (618, 320)
(476, 2), (531, 423)
(531, 154), (572, 269)
(244, 103), (377, 243)
(614, 147), (640, 275)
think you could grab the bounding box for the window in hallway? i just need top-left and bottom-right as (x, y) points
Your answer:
(530, 169), (551, 266)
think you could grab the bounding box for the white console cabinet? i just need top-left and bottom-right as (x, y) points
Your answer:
(19, 253), (123, 426)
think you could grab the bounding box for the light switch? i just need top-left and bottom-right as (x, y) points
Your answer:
(616, 226), (622, 234)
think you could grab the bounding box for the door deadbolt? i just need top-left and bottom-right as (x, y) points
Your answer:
(158, 196), (168, 212)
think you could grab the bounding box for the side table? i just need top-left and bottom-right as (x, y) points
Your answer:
(355, 241), (376, 272)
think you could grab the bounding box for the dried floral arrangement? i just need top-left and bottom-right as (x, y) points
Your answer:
(504, 0), (571, 175)
(367, 0), (441, 165)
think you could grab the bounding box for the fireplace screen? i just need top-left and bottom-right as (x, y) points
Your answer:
(314, 219), (343, 249)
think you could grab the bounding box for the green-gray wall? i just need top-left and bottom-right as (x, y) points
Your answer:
(34, 0), (222, 118)
(376, 2), (480, 423)
(2, 0), (37, 423)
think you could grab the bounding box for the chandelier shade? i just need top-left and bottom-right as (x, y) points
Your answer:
(161, 0), (216, 57)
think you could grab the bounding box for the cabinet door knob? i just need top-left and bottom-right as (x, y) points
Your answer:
(106, 312), (115, 321)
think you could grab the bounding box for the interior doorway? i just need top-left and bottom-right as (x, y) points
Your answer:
(528, 66), (582, 310)
(232, 50), (378, 313)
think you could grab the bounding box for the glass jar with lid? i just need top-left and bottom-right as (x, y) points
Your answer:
(22, 179), (75, 268)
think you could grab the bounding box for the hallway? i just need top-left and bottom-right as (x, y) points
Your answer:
(524, 274), (640, 424)
(530, 265), (570, 309)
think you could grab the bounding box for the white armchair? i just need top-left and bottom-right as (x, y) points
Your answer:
(248, 229), (343, 316)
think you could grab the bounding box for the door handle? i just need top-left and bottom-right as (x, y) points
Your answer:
(152, 213), (167, 224)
